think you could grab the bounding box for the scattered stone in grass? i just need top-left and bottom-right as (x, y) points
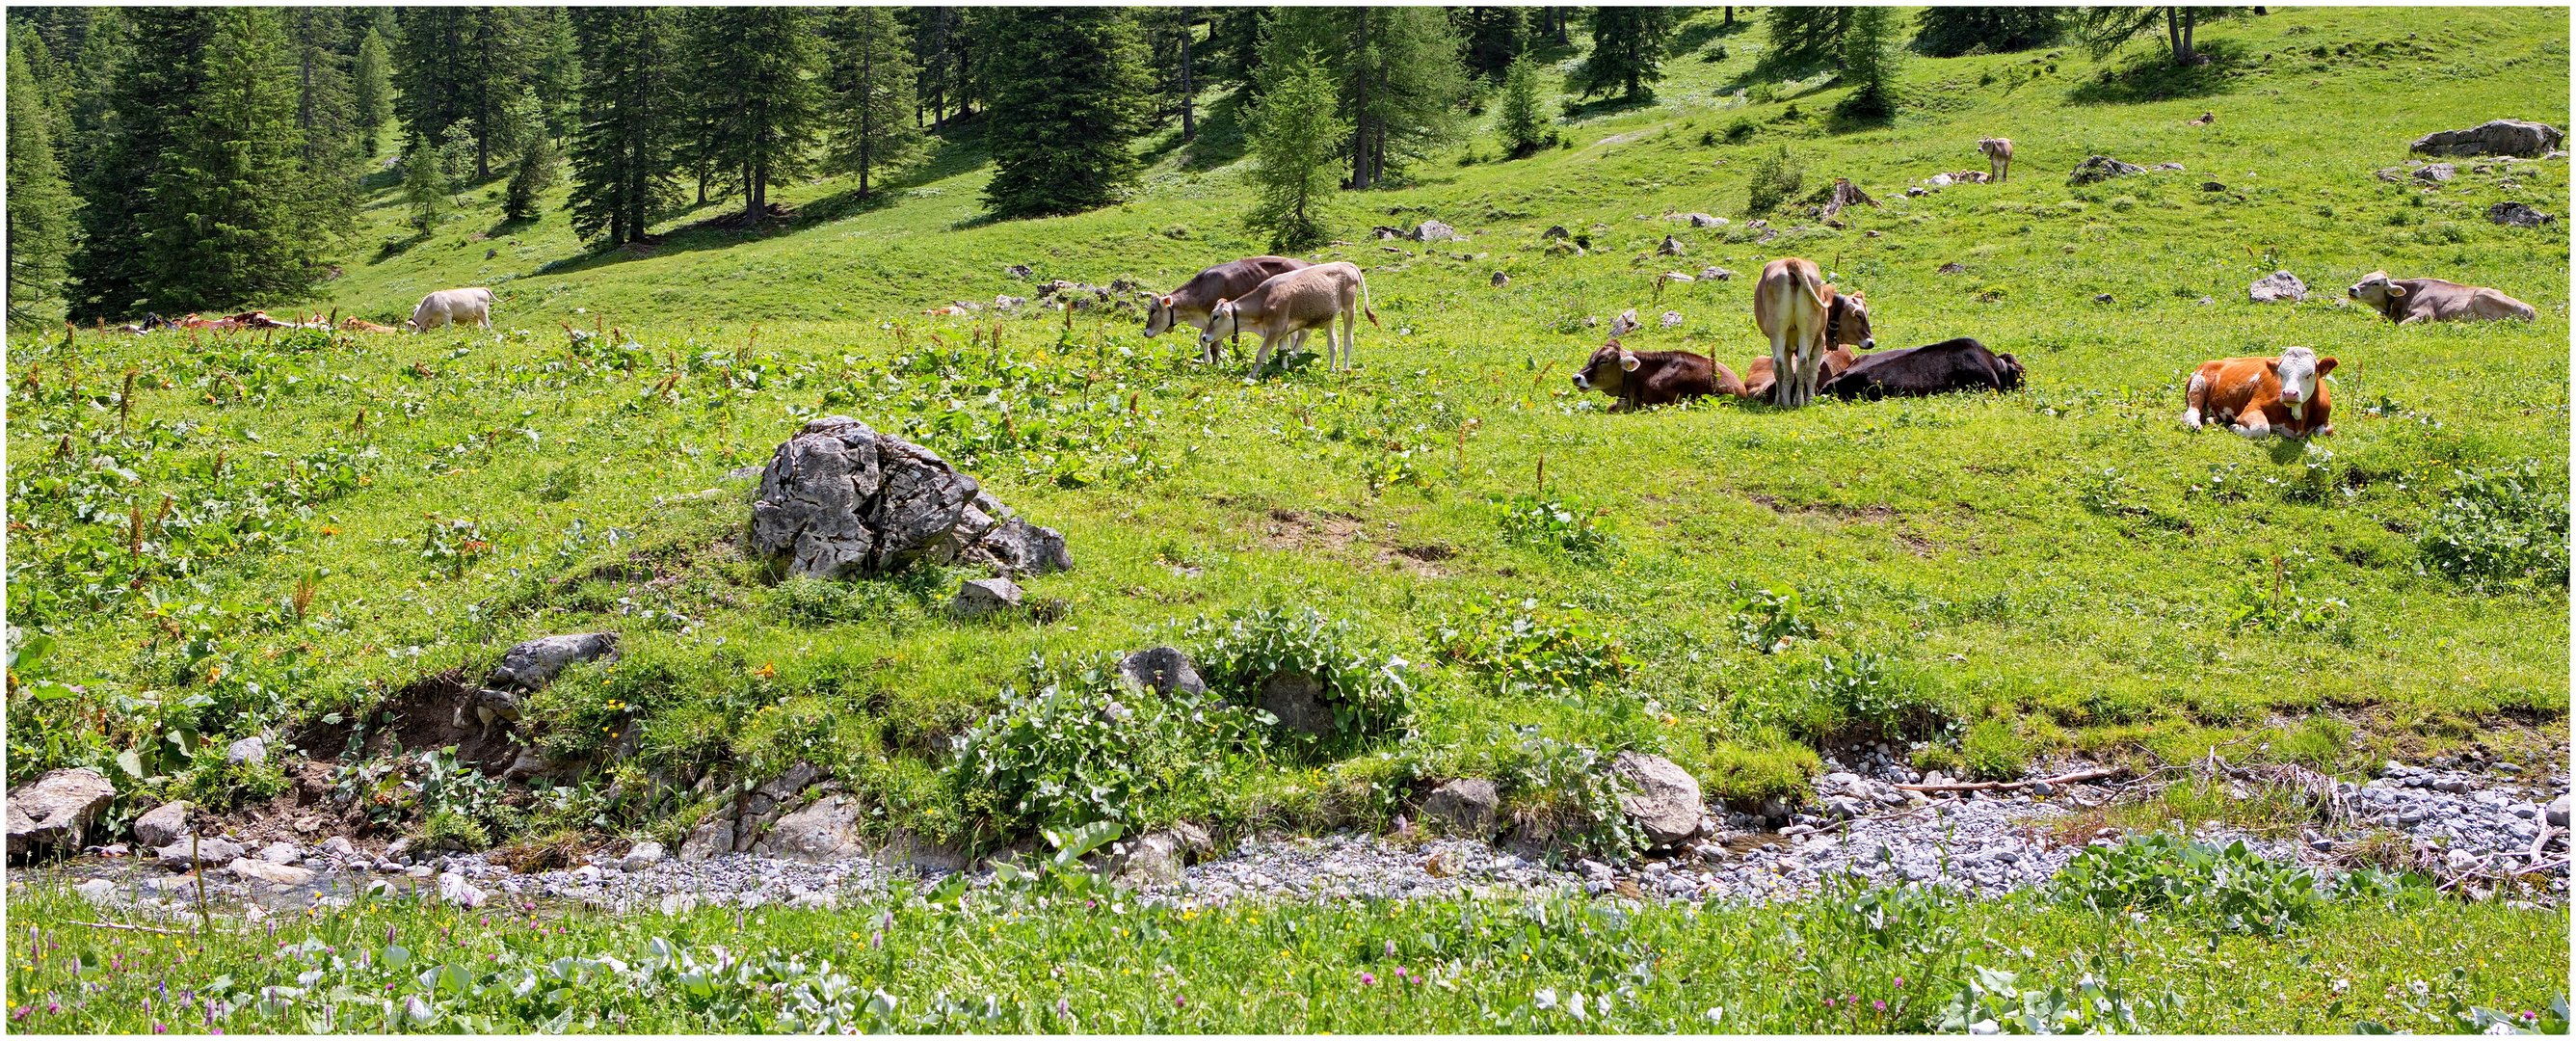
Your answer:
(2487, 200), (2553, 227)
(1116, 646), (1207, 698)
(2414, 162), (2456, 182)
(2248, 270), (2308, 303)
(2067, 155), (2148, 185)
(1422, 779), (1501, 838)
(950, 576), (1022, 618)
(133, 802), (192, 850)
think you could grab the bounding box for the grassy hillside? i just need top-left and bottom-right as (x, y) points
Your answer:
(8, 7), (2567, 857)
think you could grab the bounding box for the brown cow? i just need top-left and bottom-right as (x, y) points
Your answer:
(1752, 257), (1874, 407)
(1147, 256), (1314, 361)
(1570, 340), (1739, 410)
(1201, 261), (1379, 373)
(1977, 137), (2013, 183)
(2346, 270), (2536, 324)
(2182, 346), (2337, 438)
(1739, 346), (1859, 401)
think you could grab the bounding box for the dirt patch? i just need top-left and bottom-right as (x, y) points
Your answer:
(1746, 493), (1899, 523)
(1259, 509), (1372, 553)
(293, 667), (517, 775)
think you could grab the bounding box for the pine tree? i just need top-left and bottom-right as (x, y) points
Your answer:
(677, 7), (823, 223)
(826, 7), (923, 200)
(66, 8), (217, 320)
(287, 7), (364, 247)
(146, 8), (317, 311)
(1261, 8), (1468, 189)
(1762, 8), (1855, 70)
(567, 7), (680, 245)
(392, 8), (532, 178)
(1837, 7), (1904, 118)
(504, 131), (557, 223)
(403, 142), (452, 235)
(980, 8), (1153, 219)
(353, 27), (394, 156)
(1495, 55), (1549, 159)
(1453, 8), (1527, 81)
(1243, 53), (1347, 252)
(8, 38), (80, 323)
(1572, 7), (1676, 100)
(1912, 8), (2064, 58)
(529, 9), (581, 146)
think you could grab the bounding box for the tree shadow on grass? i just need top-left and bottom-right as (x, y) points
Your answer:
(1671, 13), (1753, 56)
(1562, 91), (1660, 123)
(2066, 41), (2244, 105)
(1179, 92), (1250, 173)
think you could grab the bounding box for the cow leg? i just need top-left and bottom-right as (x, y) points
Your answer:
(1250, 333), (1282, 376)
(1766, 330), (1793, 407)
(1340, 307), (1356, 371)
(2181, 373), (2209, 428)
(2229, 414), (2272, 439)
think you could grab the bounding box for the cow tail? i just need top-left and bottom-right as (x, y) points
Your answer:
(1799, 264), (1832, 312)
(1361, 280), (1381, 328)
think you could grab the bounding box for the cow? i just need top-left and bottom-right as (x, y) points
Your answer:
(1147, 255), (1314, 361)
(1569, 340), (1739, 410)
(1201, 261), (1378, 373)
(1820, 337), (2024, 400)
(2181, 345), (2336, 438)
(2187, 112), (2215, 126)
(2346, 270), (2536, 324)
(410, 287), (495, 332)
(1739, 345), (1858, 402)
(1977, 137), (2013, 183)
(1752, 257), (1873, 408)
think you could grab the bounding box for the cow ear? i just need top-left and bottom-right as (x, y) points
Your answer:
(2316, 357), (2337, 376)
(2265, 358), (2281, 374)
(2384, 283), (2406, 298)
(1158, 294), (1174, 308)
(1620, 351), (1641, 372)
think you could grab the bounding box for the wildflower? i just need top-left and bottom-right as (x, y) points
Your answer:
(1824, 997), (1837, 1007)
(1054, 998), (1070, 1018)
(1895, 976), (1905, 989)
(47, 1001), (59, 1014)
(1358, 971), (1376, 986)
(1874, 1000), (1887, 1012)
(1385, 939), (1397, 958)
(1174, 996), (1186, 1010)
(2331, 978), (2350, 995)
(2409, 980), (2430, 997)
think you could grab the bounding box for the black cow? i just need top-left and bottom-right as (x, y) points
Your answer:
(1819, 337), (2023, 400)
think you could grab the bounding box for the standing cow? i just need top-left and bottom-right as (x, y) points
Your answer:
(1200, 262), (1379, 374)
(2346, 270), (2536, 324)
(2182, 345), (2337, 438)
(1147, 256), (1313, 361)
(1752, 257), (1873, 408)
(410, 287), (495, 332)
(1977, 137), (2013, 183)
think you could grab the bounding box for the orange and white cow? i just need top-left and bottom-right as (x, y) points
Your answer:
(2181, 345), (2338, 438)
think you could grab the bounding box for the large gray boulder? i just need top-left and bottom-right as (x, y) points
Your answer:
(490, 632), (621, 690)
(133, 801), (193, 849)
(1116, 647), (1207, 698)
(2067, 155), (2147, 186)
(2248, 270), (2308, 304)
(1258, 672), (1336, 736)
(7, 768), (117, 860)
(1422, 779), (1501, 838)
(2488, 201), (2554, 227)
(749, 416), (1071, 579)
(767, 793), (866, 862)
(1611, 752), (1704, 847)
(2412, 120), (2564, 158)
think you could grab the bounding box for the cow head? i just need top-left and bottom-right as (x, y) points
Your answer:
(1995, 352), (2025, 391)
(1144, 294), (1177, 337)
(1570, 341), (1637, 396)
(1828, 291), (1875, 350)
(2347, 270), (2402, 307)
(2268, 346), (2336, 420)
(1198, 299), (1237, 359)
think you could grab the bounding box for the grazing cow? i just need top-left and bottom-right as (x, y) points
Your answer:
(1200, 261), (1379, 373)
(410, 287), (494, 332)
(1570, 340), (1739, 409)
(1820, 337), (2024, 400)
(1739, 345), (1858, 402)
(2346, 270), (2536, 324)
(2182, 346), (2336, 438)
(1147, 256), (1314, 361)
(1977, 137), (2013, 183)
(1752, 257), (1874, 407)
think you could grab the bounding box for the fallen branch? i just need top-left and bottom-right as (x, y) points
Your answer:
(64, 919), (190, 936)
(1897, 765), (2122, 794)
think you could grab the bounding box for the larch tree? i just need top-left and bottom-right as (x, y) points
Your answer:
(1243, 53), (1347, 251)
(1495, 55), (1549, 158)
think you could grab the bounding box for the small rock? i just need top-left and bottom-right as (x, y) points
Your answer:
(2414, 163), (2456, 183)
(259, 841), (302, 865)
(321, 836), (357, 859)
(1702, 267), (1734, 281)
(768, 794), (866, 862)
(2248, 270), (2307, 303)
(1936, 262), (1966, 276)
(2151, 161), (2186, 172)
(2067, 154), (2147, 185)
(2547, 794), (2569, 828)
(489, 633), (621, 691)
(1490, 271), (1509, 288)
(950, 575), (1023, 618)
(1003, 263), (1033, 280)
(678, 815), (734, 862)
(1657, 235), (1686, 256)
(156, 836), (245, 869)
(228, 859), (315, 889)
(438, 870), (487, 908)
(75, 878), (117, 904)
(2093, 293), (2115, 304)
(2201, 181), (2228, 192)
(1608, 307), (1642, 337)
(385, 837), (413, 862)
(2487, 201), (2553, 227)
(1660, 310), (1685, 328)
(225, 735), (268, 765)
(620, 841), (667, 871)
(1257, 672), (1335, 736)
(1116, 647), (1207, 698)
(7, 768), (118, 860)
(1611, 752), (1705, 847)
(133, 802), (193, 850)
(1412, 220), (1465, 243)
(1422, 779), (1501, 838)
(995, 294), (1027, 310)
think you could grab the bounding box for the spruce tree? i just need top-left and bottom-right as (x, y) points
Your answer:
(287, 7), (364, 247)
(403, 143), (453, 235)
(826, 7), (923, 200)
(146, 8), (316, 311)
(1244, 54), (1347, 252)
(1572, 7), (1676, 101)
(1453, 8), (1527, 81)
(8, 38), (80, 323)
(679, 7), (822, 223)
(505, 131), (557, 223)
(1837, 7), (1903, 118)
(1913, 8), (2063, 58)
(66, 8), (217, 320)
(1495, 55), (1549, 159)
(529, 9), (581, 146)
(567, 7), (679, 245)
(353, 27), (394, 156)
(1762, 8), (1855, 71)
(980, 8), (1153, 219)
(392, 8), (532, 178)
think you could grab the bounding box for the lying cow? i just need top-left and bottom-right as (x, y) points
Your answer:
(1821, 337), (2023, 399)
(410, 287), (495, 332)
(1978, 137), (2013, 183)
(1570, 340), (1740, 410)
(2182, 346), (2336, 438)
(1201, 261), (1378, 373)
(1148, 255), (1313, 361)
(1752, 256), (1874, 407)
(2346, 270), (2536, 324)
(1740, 346), (1858, 402)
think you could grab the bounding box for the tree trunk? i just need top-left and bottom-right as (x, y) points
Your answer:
(1723, 6), (1735, 27)
(2165, 7), (2184, 66)
(1351, 11), (1370, 189)
(1178, 8), (1195, 142)
(2180, 9), (2196, 64)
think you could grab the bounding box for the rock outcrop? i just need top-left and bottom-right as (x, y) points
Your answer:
(7, 768), (117, 861)
(749, 416), (1072, 580)
(2411, 120), (2563, 158)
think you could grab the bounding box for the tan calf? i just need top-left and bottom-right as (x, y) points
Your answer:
(1977, 137), (2013, 183)
(1201, 262), (1379, 374)
(2182, 346), (2337, 438)
(1752, 257), (1873, 407)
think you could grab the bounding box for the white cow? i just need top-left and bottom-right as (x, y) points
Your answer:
(410, 287), (495, 332)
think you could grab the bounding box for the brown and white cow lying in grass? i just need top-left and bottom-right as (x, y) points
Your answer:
(2346, 270), (2536, 324)
(1201, 261), (1378, 373)
(1147, 255), (1313, 361)
(2182, 345), (2337, 438)
(1570, 340), (1739, 410)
